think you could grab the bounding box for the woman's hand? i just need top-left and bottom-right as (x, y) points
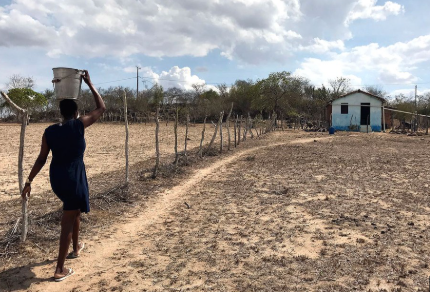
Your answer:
(82, 70), (92, 85)
(21, 184), (31, 200)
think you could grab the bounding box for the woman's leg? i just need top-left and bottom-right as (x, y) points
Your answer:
(72, 211), (81, 253)
(55, 209), (80, 276)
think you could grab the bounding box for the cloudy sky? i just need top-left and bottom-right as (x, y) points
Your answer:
(0, 0), (429, 98)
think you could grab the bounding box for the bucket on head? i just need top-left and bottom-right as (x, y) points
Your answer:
(52, 67), (83, 100)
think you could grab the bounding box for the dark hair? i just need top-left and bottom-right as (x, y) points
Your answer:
(59, 99), (78, 119)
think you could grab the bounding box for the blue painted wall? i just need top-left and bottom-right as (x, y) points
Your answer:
(331, 92), (383, 132)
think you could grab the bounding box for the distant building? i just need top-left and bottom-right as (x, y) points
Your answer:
(326, 90), (387, 132)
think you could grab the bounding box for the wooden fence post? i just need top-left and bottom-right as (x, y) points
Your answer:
(198, 116), (207, 157)
(1, 91), (28, 241)
(426, 117), (429, 135)
(238, 115), (242, 146)
(226, 103), (233, 151)
(123, 91), (129, 183)
(152, 105), (160, 179)
(207, 111), (223, 150)
(234, 115), (237, 148)
(184, 113), (189, 165)
(174, 106), (179, 166)
(248, 113), (254, 139)
(219, 113), (224, 153)
(382, 105), (386, 132)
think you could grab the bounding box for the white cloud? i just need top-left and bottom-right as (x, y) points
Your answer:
(294, 58), (362, 87)
(124, 66), (208, 91)
(299, 38), (345, 54)
(345, 0), (404, 25)
(0, 0), (404, 64)
(294, 34), (430, 86)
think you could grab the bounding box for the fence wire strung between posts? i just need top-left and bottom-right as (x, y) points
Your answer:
(384, 107), (430, 135)
(0, 95), (290, 247)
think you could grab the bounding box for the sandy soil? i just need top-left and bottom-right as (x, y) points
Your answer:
(0, 122), (205, 202)
(2, 130), (430, 291)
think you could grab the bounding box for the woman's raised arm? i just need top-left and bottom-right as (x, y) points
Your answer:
(79, 70), (106, 128)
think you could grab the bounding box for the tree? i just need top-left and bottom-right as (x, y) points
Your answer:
(2, 88), (47, 112)
(230, 79), (258, 116)
(364, 85), (387, 97)
(6, 74), (34, 90)
(255, 71), (292, 116)
(329, 77), (352, 99)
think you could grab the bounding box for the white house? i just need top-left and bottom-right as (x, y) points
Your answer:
(327, 90), (386, 132)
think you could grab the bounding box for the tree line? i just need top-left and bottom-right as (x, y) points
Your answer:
(1, 72), (428, 126)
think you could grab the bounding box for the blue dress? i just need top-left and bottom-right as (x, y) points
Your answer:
(44, 119), (90, 213)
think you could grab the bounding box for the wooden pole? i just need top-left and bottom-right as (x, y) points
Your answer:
(382, 105), (386, 132)
(152, 105), (160, 179)
(20, 112), (28, 242)
(198, 116), (207, 157)
(1, 92), (28, 241)
(248, 113), (254, 139)
(226, 103), (233, 151)
(184, 113), (189, 165)
(237, 115), (242, 146)
(219, 114), (223, 153)
(174, 106), (179, 166)
(234, 115), (237, 148)
(426, 117), (429, 135)
(124, 91), (129, 183)
(367, 115), (369, 133)
(207, 111), (223, 150)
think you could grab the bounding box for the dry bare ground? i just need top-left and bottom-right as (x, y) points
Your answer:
(0, 122), (204, 203)
(1, 127), (430, 291)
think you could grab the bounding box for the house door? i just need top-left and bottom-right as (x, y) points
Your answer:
(360, 103), (370, 125)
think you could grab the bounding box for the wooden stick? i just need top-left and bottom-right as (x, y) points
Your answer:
(238, 115), (242, 145)
(220, 115), (223, 153)
(248, 113), (254, 139)
(198, 116), (207, 158)
(426, 117), (429, 135)
(1, 91), (28, 242)
(174, 106), (179, 166)
(123, 91), (129, 183)
(207, 111), (223, 150)
(234, 115), (237, 148)
(226, 103), (233, 150)
(184, 113), (189, 165)
(152, 106), (160, 179)
(20, 112), (28, 242)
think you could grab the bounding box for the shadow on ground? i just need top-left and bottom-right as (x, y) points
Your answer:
(0, 259), (55, 291)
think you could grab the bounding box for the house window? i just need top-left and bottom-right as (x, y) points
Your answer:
(341, 103), (348, 114)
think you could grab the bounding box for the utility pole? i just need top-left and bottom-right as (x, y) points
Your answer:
(136, 66), (141, 98)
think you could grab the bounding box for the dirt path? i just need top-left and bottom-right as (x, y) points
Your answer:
(7, 136), (329, 292)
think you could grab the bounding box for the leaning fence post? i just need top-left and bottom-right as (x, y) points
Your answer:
(1, 91), (28, 242)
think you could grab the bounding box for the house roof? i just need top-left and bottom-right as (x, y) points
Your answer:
(330, 89), (387, 104)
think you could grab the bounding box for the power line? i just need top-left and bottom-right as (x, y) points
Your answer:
(90, 74), (430, 89)
(93, 77), (137, 85)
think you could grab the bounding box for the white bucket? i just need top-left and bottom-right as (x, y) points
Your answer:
(52, 67), (83, 100)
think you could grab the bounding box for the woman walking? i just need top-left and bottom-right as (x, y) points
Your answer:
(21, 70), (105, 281)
